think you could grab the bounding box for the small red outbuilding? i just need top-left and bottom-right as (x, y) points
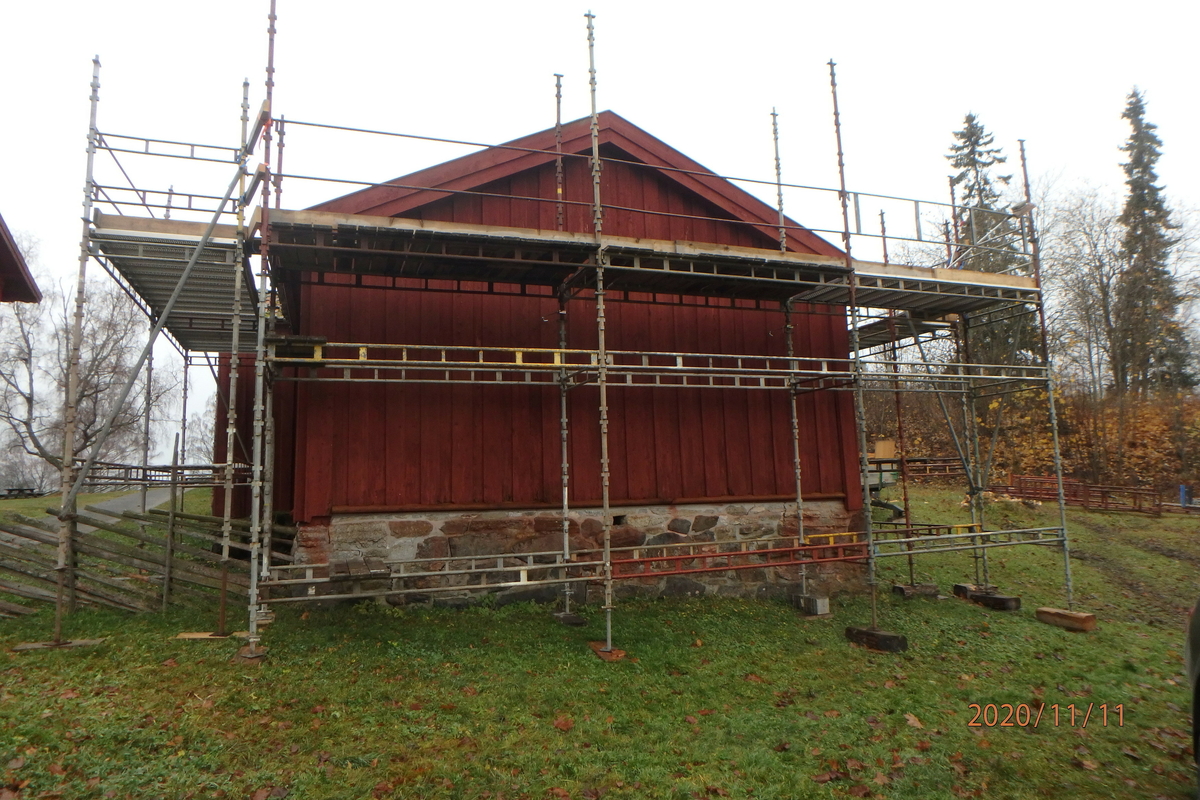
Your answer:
(220, 112), (862, 563)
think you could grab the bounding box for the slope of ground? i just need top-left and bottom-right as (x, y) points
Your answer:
(1, 486), (1197, 799)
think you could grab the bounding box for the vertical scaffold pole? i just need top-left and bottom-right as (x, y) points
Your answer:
(554, 72), (573, 615)
(246, 0), (278, 656)
(1019, 140), (1073, 610)
(219, 79), (251, 638)
(771, 109), (787, 252)
(558, 299), (572, 614)
(785, 303), (806, 592)
(586, 11), (614, 652)
(885, 312), (915, 586)
(162, 435), (179, 611)
(554, 73), (566, 233)
(958, 315), (988, 588)
(55, 56), (102, 641)
(139, 325), (155, 525)
(180, 354), (190, 469)
(774, 112), (806, 588)
(828, 60), (877, 629)
(262, 322), (277, 598)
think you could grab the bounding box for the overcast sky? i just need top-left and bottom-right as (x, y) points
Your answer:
(1, 0), (1196, 439)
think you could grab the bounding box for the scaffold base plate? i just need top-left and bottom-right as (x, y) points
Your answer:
(1035, 607), (1096, 632)
(953, 584), (1021, 611)
(588, 641), (627, 662)
(11, 638), (106, 652)
(232, 644), (269, 664)
(554, 612), (588, 627)
(845, 627), (908, 652)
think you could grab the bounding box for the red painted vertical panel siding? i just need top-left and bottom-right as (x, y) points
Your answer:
(269, 151), (861, 523)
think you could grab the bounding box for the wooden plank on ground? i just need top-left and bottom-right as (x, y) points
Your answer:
(845, 626), (908, 652)
(1036, 607), (1097, 632)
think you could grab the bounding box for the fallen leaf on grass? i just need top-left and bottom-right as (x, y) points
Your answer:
(549, 788), (570, 799)
(704, 788), (729, 797)
(59, 690), (79, 699)
(161, 658), (178, 668)
(47, 764), (66, 776)
(553, 716), (574, 732)
(873, 772), (891, 785)
(1071, 758), (1098, 771)
(462, 686), (479, 697)
(6, 757), (24, 769)
(698, 709), (714, 716)
(773, 742), (790, 752)
(1120, 746), (1141, 761)
(904, 713), (923, 729)
(691, 639), (704, 648)
(847, 786), (871, 797)
(845, 758), (866, 771)
(824, 709), (841, 718)
(811, 770), (847, 783)
(685, 716), (698, 724)
(744, 673), (766, 683)
(916, 740), (932, 751)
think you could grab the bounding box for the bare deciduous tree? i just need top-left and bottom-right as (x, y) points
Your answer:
(0, 243), (176, 490)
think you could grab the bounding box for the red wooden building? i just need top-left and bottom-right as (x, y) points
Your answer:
(0, 213), (42, 304)
(222, 112), (862, 567)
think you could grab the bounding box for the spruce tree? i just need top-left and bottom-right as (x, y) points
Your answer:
(945, 114), (1036, 366)
(947, 113), (1017, 276)
(948, 113), (1011, 214)
(1111, 89), (1191, 393)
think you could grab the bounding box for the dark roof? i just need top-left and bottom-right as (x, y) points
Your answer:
(310, 110), (843, 258)
(0, 213), (42, 303)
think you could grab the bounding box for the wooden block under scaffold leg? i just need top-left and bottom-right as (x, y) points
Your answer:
(844, 627), (907, 652)
(231, 644), (269, 664)
(953, 584), (1021, 611)
(174, 631), (249, 640)
(792, 594), (831, 617)
(12, 638), (106, 652)
(588, 640), (626, 662)
(892, 583), (940, 600)
(554, 611), (588, 626)
(1035, 607), (1097, 632)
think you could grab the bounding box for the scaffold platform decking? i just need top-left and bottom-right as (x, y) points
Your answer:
(260, 209), (1041, 314)
(91, 212), (258, 353)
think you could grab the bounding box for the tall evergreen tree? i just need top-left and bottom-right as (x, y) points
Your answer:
(945, 114), (1036, 366)
(948, 113), (1011, 214)
(947, 114), (1020, 276)
(1111, 89), (1191, 393)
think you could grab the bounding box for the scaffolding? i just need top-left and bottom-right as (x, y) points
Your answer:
(17, 7), (1075, 654)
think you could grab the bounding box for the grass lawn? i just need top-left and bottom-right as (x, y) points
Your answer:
(0, 491), (138, 520)
(2, 486), (1198, 799)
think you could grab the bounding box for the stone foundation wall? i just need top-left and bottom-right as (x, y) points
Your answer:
(295, 500), (866, 606)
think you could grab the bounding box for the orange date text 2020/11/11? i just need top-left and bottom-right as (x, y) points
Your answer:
(967, 702), (1124, 728)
